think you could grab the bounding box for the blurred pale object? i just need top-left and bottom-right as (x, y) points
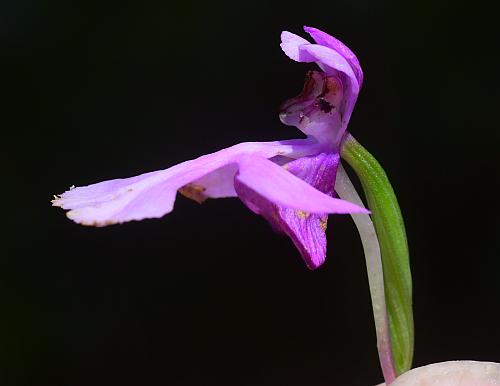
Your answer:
(379, 361), (500, 386)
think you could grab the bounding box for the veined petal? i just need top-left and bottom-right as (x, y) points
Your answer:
(303, 26), (363, 86)
(235, 154), (367, 215)
(52, 139), (321, 226)
(235, 153), (367, 269)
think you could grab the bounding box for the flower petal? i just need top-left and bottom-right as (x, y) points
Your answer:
(235, 152), (366, 269)
(53, 139), (321, 226)
(235, 153), (368, 215)
(235, 178), (328, 269)
(300, 44), (359, 94)
(280, 31), (316, 62)
(280, 29), (360, 93)
(303, 26), (363, 86)
(280, 28), (361, 132)
(179, 163), (239, 203)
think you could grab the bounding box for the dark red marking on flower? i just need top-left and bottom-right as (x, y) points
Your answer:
(318, 98), (333, 113)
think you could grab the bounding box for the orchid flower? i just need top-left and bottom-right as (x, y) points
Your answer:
(53, 27), (415, 384)
(53, 26), (368, 270)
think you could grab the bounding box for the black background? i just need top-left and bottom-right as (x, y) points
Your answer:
(3, 1), (500, 385)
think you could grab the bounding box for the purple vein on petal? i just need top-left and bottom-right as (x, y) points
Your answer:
(236, 154), (368, 215)
(235, 153), (368, 269)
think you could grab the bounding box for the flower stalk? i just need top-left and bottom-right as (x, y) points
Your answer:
(335, 164), (396, 384)
(340, 133), (414, 377)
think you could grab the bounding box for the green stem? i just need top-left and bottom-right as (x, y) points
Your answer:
(340, 133), (414, 376)
(336, 164), (397, 384)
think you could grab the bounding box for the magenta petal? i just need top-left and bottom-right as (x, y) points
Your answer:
(52, 140), (320, 226)
(235, 154), (367, 215)
(303, 26), (364, 86)
(235, 153), (353, 269)
(280, 30), (360, 94)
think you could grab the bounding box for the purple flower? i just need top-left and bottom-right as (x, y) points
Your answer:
(53, 26), (367, 269)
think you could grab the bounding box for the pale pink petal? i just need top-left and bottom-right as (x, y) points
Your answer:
(184, 163), (239, 202)
(53, 139), (320, 226)
(235, 154), (369, 215)
(179, 138), (323, 203)
(280, 31), (316, 62)
(304, 26), (364, 86)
